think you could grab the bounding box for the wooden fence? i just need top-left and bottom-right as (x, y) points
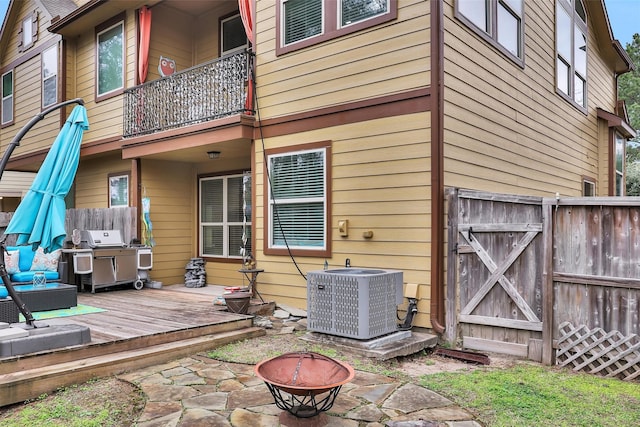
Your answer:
(448, 189), (640, 380)
(0, 207), (137, 246)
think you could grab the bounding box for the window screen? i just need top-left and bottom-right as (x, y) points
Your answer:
(341, 0), (388, 27)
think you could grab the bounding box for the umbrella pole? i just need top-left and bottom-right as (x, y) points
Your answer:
(0, 244), (37, 327)
(0, 98), (84, 328)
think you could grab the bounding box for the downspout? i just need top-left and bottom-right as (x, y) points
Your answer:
(430, 0), (445, 334)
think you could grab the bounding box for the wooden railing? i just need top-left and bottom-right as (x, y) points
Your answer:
(123, 51), (253, 138)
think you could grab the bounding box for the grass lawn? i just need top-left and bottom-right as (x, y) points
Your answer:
(421, 364), (640, 427)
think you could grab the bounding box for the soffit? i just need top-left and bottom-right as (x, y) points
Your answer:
(48, 0), (234, 37)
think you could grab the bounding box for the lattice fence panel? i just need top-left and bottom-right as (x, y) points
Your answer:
(556, 322), (640, 381)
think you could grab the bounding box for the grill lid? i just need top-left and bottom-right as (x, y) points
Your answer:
(80, 230), (125, 248)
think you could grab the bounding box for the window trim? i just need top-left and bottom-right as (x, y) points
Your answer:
(198, 172), (252, 260)
(108, 172), (130, 207)
(276, 0), (397, 56)
(555, 0), (588, 113)
(220, 12), (248, 57)
(42, 44), (58, 109)
(454, 0), (525, 67)
(95, 13), (126, 102)
(1, 70), (14, 126)
(264, 141), (332, 257)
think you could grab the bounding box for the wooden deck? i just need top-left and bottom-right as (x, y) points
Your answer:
(0, 284), (268, 407)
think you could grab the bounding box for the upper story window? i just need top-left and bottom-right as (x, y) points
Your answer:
(221, 13), (248, 56)
(96, 17), (125, 99)
(277, 0), (397, 55)
(456, 0), (524, 64)
(266, 142), (331, 256)
(18, 12), (37, 52)
(1, 71), (13, 125)
(556, 0), (587, 110)
(42, 45), (58, 108)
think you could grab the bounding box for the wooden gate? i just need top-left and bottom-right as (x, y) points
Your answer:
(447, 189), (545, 360)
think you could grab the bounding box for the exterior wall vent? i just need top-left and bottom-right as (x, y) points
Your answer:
(307, 268), (403, 340)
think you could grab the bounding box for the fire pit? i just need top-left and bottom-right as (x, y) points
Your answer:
(254, 352), (355, 419)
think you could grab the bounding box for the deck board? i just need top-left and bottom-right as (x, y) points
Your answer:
(25, 285), (249, 344)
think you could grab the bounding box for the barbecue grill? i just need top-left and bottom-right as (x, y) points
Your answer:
(66, 230), (152, 293)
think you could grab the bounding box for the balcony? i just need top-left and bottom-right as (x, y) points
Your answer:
(123, 51), (253, 138)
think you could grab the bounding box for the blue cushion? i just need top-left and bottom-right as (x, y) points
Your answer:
(6, 246), (37, 272)
(10, 271), (59, 283)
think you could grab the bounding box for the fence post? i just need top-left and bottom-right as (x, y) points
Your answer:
(444, 187), (459, 344)
(541, 201), (554, 365)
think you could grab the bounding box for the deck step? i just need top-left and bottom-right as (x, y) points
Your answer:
(0, 316), (254, 375)
(0, 326), (265, 407)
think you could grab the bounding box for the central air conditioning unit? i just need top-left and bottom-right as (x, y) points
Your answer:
(307, 268), (403, 340)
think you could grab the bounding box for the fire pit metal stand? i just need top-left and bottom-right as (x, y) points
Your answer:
(255, 351), (355, 418)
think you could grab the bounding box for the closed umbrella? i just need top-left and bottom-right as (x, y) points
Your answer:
(0, 99), (86, 327)
(5, 104), (88, 252)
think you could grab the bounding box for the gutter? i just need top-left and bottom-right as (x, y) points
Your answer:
(429, 0), (445, 334)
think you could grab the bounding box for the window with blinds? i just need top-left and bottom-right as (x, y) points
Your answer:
(284, 0), (323, 45)
(200, 174), (252, 258)
(278, 0), (395, 53)
(268, 148), (327, 249)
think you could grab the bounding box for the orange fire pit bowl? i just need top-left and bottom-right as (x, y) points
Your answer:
(254, 352), (355, 418)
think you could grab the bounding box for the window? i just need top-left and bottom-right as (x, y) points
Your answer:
(200, 174), (252, 258)
(582, 178), (595, 196)
(277, 0), (396, 55)
(341, 0), (388, 27)
(221, 13), (248, 55)
(42, 45), (58, 108)
(556, 0), (587, 109)
(97, 19), (124, 97)
(1, 71), (13, 125)
(615, 132), (625, 196)
(456, 0), (524, 62)
(109, 173), (129, 207)
(283, 0), (323, 45)
(266, 143), (330, 255)
(18, 13), (37, 52)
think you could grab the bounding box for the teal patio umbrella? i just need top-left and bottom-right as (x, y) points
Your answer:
(0, 99), (86, 326)
(5, 104), (88, 252)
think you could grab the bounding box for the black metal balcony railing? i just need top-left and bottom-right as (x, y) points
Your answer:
(123, 51), (253, 138)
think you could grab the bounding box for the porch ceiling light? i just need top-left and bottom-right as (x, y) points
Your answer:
(207, 151), (221, 160)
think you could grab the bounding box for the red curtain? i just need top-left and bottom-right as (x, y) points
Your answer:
(239, 0), (254, 44)
(239, 0), (254, 113)
(138, 6), (152, 84)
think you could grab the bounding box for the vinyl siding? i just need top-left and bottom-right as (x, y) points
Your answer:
(69, 9), (137, 144)
(140, 159), (195, 286)
(0, 0), (63, 156)
(253, 113), (432, 327)
(255, 0), (430, 120)
(74, 155), (131, 208)
(442, 0), (617, 197)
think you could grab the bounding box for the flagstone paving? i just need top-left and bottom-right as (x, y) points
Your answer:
(118, 354), (482, 427)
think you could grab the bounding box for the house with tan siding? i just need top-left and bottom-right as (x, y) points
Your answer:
(0, 0), (634, 336)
